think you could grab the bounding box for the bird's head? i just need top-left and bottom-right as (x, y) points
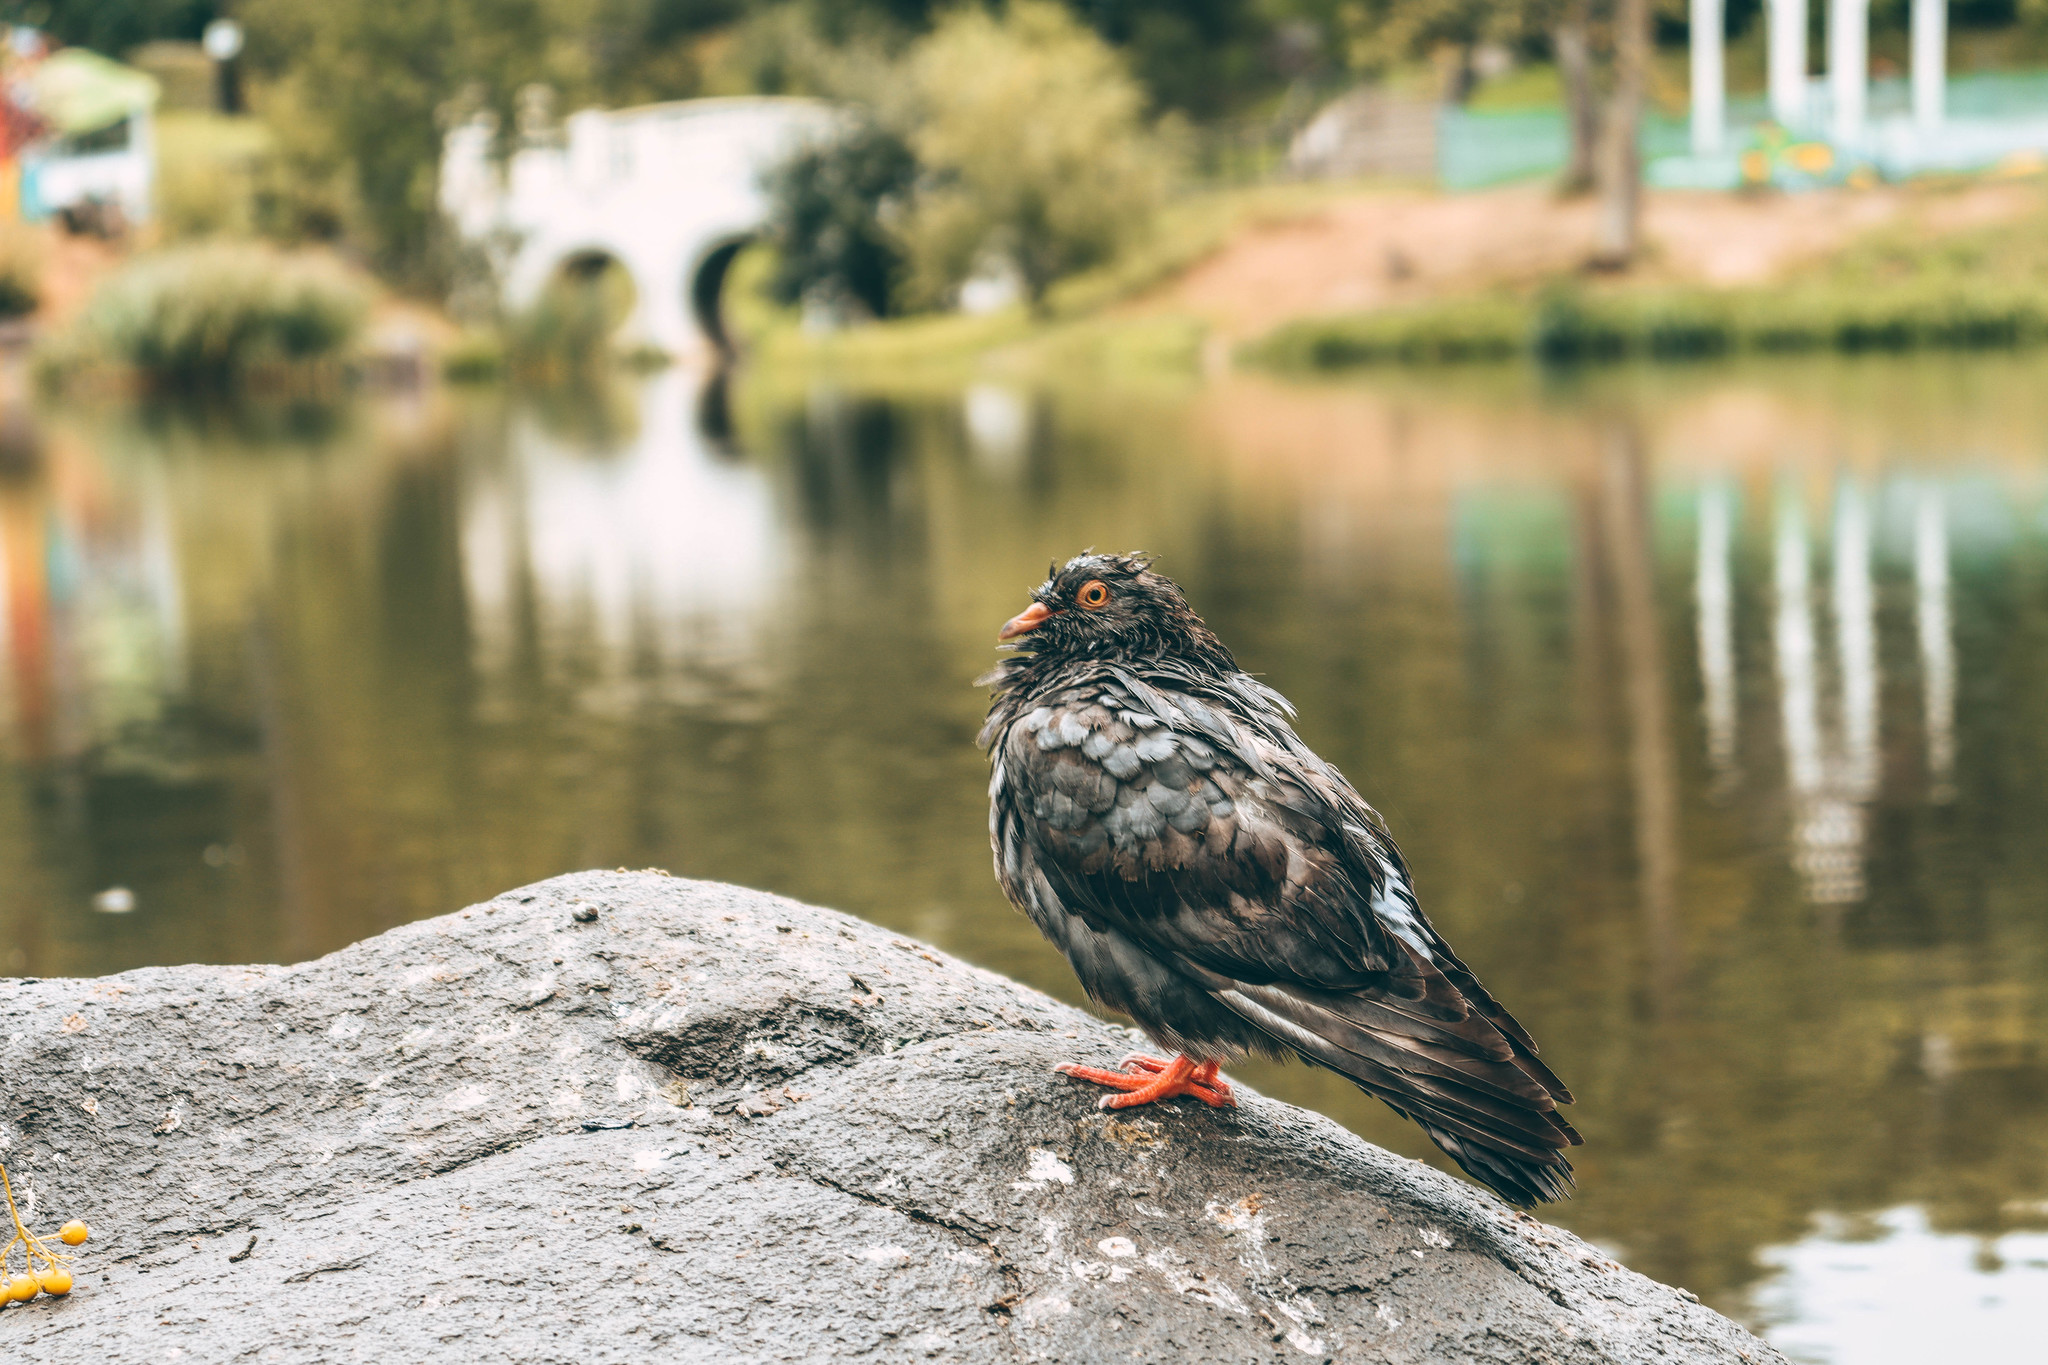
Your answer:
(996, 553), (1236, 670)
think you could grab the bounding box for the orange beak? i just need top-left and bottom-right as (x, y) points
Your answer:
(998, 601), (1059, 641)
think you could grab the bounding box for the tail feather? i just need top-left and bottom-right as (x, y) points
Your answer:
(1213, 978), (1580, 1206)
(1414, 1116), (1576, 1206)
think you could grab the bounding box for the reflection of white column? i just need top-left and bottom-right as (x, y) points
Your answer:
(1828, 0), (1869, 143)
(1915, 487), (1956, 800)
(1833, 483), (1878, 797)
(1774, 496), (1821, 796)
(1776, 491), (1865, 904)
(1912, 0), (1947, 130)
(1691, 0), (1727, 155)
(1769, 0), (1811, 129)
(1696, 484), (1738, 777)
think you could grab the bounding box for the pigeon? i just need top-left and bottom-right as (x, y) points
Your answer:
(977, 552), (1580, 1205)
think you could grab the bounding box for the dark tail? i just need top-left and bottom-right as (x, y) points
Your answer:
(1413, 1117), (1575, 1206)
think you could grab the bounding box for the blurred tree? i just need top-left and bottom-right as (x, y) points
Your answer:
(762, 119), (917, 319)
(1550, 0), (1599, 193)
(3, 0), (219, 54)
(238, 0), (598, 282)
(1065, 0), (1281, 118)
(1593, 0), (1647, 264)
(900, 1), (1167, 310)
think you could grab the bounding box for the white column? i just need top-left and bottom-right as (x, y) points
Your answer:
(1829, 0), (1869, 143)
(1690, 0), (1727, 155)
(1913, 0), (1947, 129)
(1769, 0), (1810, 129)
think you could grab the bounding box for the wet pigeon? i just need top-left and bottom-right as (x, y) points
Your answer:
(978, 553), (1580, 1205)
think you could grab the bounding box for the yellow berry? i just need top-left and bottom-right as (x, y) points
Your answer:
(37, 1268), (71, 1296)
(59, 1221), (88, 1246)
(7, 1273), (37, 1302)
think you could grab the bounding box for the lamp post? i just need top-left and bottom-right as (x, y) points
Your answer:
(203, 19), (244, 116)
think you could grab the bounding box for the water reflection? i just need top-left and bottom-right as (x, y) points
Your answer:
(1914, 487), (1957, 803)
(461, 371), (786, 714)
(1695, 481), (1738, 790)
(2, 358), (2048, 1364)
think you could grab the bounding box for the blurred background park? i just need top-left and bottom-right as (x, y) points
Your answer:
(2, 1), (2048, 1360)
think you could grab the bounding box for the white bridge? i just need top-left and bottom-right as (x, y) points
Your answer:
(440, 97), (837, 361)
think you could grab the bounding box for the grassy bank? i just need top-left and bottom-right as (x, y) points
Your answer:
(1249, 279), (2048, 368)
(1250, 193), (2048, 370)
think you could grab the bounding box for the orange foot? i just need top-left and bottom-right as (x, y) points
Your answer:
(1053, 1053), (1235, 1110)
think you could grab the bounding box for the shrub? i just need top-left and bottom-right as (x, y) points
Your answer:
(0, 227), (41, 320)
(762, 119), (918, 320)
(900, 1), (1168, 310)
(64, 243), (370, 386)
(504, 255), (638, 379)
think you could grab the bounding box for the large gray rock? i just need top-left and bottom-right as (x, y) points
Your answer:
(0, 872), (1782, 1363)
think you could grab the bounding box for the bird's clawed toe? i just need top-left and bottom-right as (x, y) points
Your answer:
(1053, 1054), (1235, 1109)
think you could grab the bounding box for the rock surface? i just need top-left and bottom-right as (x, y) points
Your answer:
(0, 872), (1784, 1363)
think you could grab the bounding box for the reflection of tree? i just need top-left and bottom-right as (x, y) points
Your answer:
(1600, 415), (1681, 994)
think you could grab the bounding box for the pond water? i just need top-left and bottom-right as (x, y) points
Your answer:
(3, 355), (2047, 1360)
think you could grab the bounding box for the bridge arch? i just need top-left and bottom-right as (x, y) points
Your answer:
(441, 97), (838, 364)
(688, 234), (756, 361)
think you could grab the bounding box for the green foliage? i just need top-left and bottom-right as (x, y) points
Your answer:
(14, 0), (219, 53)
(61, 244), (370, 386)
(441, 329), (508, 381)
(0, 227), (41, 320)
(899, 1), (1169, 309)
(154, 112), (275, 240)
(762, 119), (917, 318)
(505, 255), (640, 379)
(1251, 279), (2048, 369)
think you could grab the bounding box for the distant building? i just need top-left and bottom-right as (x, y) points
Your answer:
(4, 37), (158, 231)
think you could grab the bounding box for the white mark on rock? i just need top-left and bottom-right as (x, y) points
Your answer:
(1016, 1292), (1072, 1326)
(1376, 1301), (1403, 1331)
(632, 1149), (665, 1173)
(328, 1017), (364, 1041)
(442, 1084), (490, 1111)
(859, 1244), (912, 1266)
(1010, 1148), (1073, 1190)
(615, 1068), (642, 1103)
(1285, 1327), (1327, 1355)
(1097, 1236), (1138, 1258)
(1418, 1226), (1453, 1249)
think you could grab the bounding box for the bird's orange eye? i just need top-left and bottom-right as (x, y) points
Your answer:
(1076, 580), (1111, 610)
